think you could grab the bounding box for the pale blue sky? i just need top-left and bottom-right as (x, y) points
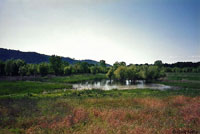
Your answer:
(0, 0), (199, 64)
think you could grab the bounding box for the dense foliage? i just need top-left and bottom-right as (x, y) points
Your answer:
(107, 63), (165, 82)
(0, 57), (199, 83)
(0, 55), (108, 77)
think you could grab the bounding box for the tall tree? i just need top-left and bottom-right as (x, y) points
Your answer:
(90, 66), (98, 74)
(127, 65), (139, 83)
(5, 59), (16, 76)
(154, 60), (163, 68)
(38, 63), (49, 76)
(100, 60), (106, 67)
(27, 64), (38, 76)
(106, 67), (114, 81)
(18, 65), (27, 76)
(64, 66), (72, 75)
(49, 55), (62, 75)
(114, 66), (127, 82)
(0, 60), (5, 76)
(15, 59), (26, 75)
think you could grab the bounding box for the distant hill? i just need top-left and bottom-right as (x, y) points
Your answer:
(0, 48), (101, 65)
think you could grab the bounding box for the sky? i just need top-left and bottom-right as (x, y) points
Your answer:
(0, 0), (199, 65)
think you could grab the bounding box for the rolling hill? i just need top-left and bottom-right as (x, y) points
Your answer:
(0, 48), (100, 65)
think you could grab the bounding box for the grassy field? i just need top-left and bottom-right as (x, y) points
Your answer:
(159, 73), (200, 89)
(0, 73), (200, 134)
(165, 73), (200, 81)
(41, 74), (107, 83)
(0, 81), (72, 96)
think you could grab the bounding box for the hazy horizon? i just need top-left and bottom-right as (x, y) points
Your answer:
(0, 0), (199, 65)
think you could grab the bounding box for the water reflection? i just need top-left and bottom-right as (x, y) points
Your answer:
(72, 80), (175, 91)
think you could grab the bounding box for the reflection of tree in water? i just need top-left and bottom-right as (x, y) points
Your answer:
(73, 80), (174, 91)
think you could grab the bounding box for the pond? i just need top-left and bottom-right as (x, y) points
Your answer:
(72, 80), (177, 91)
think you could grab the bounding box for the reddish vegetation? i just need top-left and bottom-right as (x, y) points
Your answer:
(180, 97), (200, 125)
(27, 108), (89, 134)
(171, 95), (191, 106)
(133, 98), (166, 108)
(5, 96), (200, 134)
(89, 127), (107, 134)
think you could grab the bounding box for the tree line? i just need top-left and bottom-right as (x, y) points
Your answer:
(106, 60), (200, 83)
(163, 61), (200, 73)
(163, 62), (200, 68)
(164, 67), (200, 73)
(0, 57), (199, 82)
(0, 55), (108, 76)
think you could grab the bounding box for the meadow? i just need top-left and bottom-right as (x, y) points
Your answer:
(159, 73), (200, 89)
(0, 73), (199, 134)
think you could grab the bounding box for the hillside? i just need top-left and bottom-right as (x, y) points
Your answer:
(0, 48), (99, 65)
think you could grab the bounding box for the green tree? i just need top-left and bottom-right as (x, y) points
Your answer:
(15, 59), (26, 75)
(0, 60), (5, 76)
(63, 61), (69, 66)
(113, 61), (126, 71)
(106, 67), (114, 81)
(5, 59), (16, 76)
(100, 60), (106, 68)
(197, 67), (200, 73)
(119, 61), (126, 66)
(127, 65), (139, 83)
(73, 62), (81, 73)
(113, 62), (120, 70)
(64, 66), (72, 75)
(90, 66), (98, 74)
(49, 55), (62, 75)
(80, 62), (90, 73)
(114, 66), (127, 82)
(38, 63), (49, 76)
(27, 64), (38, 76)
(99, 60), (107, 73)
(154, 60), (163, 68)
(18, 65), (28, 76)
(140, 66), (163, 82)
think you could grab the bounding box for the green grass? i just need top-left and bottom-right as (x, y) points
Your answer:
(43, 74), (107, 83)
(159, 81), (200, 89)
(0, 81), (72, 96)
(159, 73), (200, 89)
(166, 72), (200, 81)
(0, 74), (106, 98)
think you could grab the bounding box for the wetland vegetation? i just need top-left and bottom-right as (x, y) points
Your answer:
(0, 56), (200, 134)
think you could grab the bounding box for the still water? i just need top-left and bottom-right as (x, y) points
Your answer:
(72, 80), (175, 91)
